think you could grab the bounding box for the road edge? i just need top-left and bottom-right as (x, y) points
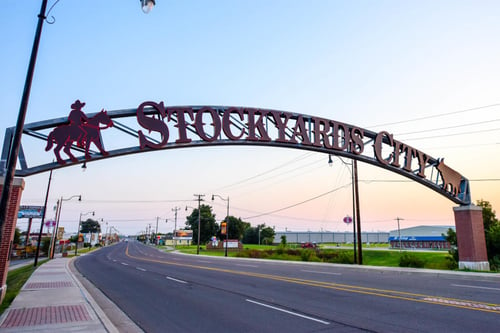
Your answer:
(69, 257), (144, 333)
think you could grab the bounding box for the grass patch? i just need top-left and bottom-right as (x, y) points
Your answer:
(172, 244), (452, 270)
(0, 260), (47, 315)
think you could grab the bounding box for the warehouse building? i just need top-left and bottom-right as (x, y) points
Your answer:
(273, 231), (389, 245)
(389, 225), (455, 250)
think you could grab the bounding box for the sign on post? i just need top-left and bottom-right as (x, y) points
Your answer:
(18, 205), (44, 219)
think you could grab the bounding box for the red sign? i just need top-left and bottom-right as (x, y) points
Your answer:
(343, 216), (353, 224)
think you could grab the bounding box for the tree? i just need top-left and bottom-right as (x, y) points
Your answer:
(80, 218), (101, 234)
(280, 235), (287, 247)
(13, 227), (21, 245)
(446, 200), (500, 270)
(185, 204), (218, 245)
(242, 224), (275, 244)
(80, 218), (101, 246)
(443, 227), (458, 269)
(477, 199), (500, 268)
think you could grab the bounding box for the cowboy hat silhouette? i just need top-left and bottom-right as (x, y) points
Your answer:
(71, 99), (85, 110)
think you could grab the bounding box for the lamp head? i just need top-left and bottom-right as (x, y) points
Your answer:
(140, 0), (155, 14)
(78, 195), (82, 201)
(328, 154), (333, 167)
(211, 194), (215, 201)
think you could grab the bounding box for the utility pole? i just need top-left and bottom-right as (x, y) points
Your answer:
(194, 194), (205, 255)
(155, 216), (159, 245)
(172, 206), (180, 249)
(395, 217), (404, 252)
(353, 159), (362, 265)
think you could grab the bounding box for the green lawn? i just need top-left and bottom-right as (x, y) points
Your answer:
(0, 260), (48, 315)
(169, 244), (453, 270)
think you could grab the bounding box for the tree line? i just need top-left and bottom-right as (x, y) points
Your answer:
(185, 204), (275, 245)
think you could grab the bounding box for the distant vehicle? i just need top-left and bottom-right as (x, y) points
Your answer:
(300, 242), (317, 249)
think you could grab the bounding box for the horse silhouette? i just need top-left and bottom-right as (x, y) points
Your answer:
(435, 158), (462, 196)
(45, 110), (113, 164)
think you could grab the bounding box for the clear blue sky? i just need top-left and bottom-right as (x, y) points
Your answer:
(1, 1), (499, 236)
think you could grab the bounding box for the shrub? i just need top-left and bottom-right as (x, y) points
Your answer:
(399, 252), (425, 268)
(300, 249), (318, 262)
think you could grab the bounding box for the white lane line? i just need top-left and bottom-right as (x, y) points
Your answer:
(121, 262), (129, 266)
(166, 276), (188, 284)
(136, 267), (147, 272)
(197, 260), (212, 263)
(301, 270), (341, 276)
(246, 299), (330, 325)
(452, 284), (500, 291)
(236, 264), (258, 268)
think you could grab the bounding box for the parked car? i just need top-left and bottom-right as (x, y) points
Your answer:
(300, 242), (317, 249)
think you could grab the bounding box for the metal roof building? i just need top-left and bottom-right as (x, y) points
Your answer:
(388, 225), (455, 250)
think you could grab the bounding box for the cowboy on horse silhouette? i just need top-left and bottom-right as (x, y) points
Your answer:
(68, 99), (89, 147)
(45, 100), (113, 164)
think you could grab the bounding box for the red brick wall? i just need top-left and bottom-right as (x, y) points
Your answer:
(454, 205), (488, 262)
(0, 178), (25, 302)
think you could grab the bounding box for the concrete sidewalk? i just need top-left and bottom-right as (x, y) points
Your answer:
(0, 257), (119, 332)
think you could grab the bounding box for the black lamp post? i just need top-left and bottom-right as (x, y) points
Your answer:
(0, 0), (156, 256)
(0, 0), (49, 247)
(212, 194), (230, 257)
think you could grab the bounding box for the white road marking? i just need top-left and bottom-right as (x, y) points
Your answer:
(136, 267), (147, 272)
(121, 262), (129, 266)
(246, 299), (330, 325)
(236, 264), (258, 268)
(301, 270), (341, 276)
(452, 284), (500, 291)
(197, 260), (212, 263)
(166, 276), (188, 284)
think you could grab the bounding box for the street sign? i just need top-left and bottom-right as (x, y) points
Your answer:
(343, 216), (353, 224)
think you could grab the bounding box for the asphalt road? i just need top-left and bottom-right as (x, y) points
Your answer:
(75, 241), (500, 332)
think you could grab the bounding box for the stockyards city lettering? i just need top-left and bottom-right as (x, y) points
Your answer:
(41, 100), (470, 205)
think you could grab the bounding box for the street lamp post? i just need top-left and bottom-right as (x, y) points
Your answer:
(212, 194), (230, 257)
(75, 210), (94, 256)
(172, 207), (180, 249)
(48, 194), (81, 259)
(395, 217), (404, 252)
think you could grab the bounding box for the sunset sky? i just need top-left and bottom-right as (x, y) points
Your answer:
(2, 1), (499, 236)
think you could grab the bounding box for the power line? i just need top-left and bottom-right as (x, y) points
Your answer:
(213, 152), (314, 191)
(369, 103), (500, 128)
(396, 119), (500, 136)
(402, 127), (500, 141)
(243, 183), (351, 220)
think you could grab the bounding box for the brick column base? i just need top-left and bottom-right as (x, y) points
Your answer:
(453, 205), (490, 271)
(0, 177), (25, 303)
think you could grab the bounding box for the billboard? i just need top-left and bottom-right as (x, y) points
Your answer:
(18, 205), (44, 219)
(173, 230), (193, 240)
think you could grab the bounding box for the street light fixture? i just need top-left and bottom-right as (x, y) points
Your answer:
(75, 210), (94, 255)
(140, 0), (156, 13)
(212, 194), (230, 257)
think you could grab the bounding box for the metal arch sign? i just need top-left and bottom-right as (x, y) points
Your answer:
(1, 100), (471, 205)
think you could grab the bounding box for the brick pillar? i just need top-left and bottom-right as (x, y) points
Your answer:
(0, 177), (25, 303)
(453, 205), (490, 271)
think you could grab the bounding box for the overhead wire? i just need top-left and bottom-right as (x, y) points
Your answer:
(368, 103), (500, 128)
